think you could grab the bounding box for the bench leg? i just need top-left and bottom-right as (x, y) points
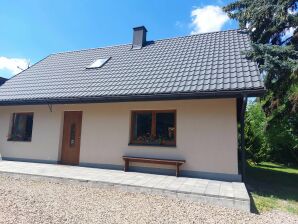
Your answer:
(124, 159), (129, 172)
(176, 164), (180, 177)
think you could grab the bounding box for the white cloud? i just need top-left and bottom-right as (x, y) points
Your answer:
(190, 5), (229, 34)
(0, 56), (29, 75)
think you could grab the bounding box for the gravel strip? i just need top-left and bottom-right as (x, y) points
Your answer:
(0, 173), (297, 224)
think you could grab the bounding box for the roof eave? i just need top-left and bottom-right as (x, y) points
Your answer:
(0, 88), (265, 106)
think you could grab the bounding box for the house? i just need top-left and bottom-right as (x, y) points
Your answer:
(0, 27), (264, 181)
(0, 77), (7, 86)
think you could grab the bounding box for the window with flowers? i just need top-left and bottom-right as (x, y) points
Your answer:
(130, 110), (176, 146)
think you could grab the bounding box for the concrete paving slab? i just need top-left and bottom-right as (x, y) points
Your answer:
(0, 160), (250, 211)
(204, 182), (221, 196)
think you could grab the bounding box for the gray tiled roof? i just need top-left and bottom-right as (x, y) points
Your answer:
(0, 29), (264, 105)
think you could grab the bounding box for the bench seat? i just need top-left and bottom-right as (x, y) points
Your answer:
(122, 156), (185, 177)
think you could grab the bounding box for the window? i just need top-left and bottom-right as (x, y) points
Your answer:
(130, 110), (176, 146)
(69, 123), (76, 147)
(8, 113), (34, 142)
(86, 57), (111, 69)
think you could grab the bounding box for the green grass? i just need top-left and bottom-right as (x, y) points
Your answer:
(246, 161), (298, 215)
(252, 162), (298, 174)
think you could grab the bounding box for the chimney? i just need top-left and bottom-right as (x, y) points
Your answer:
(132, 26), (147, 49)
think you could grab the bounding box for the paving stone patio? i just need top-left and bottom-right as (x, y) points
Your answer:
(0, 160), (250, 211)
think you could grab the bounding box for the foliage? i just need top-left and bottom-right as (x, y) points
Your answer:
(245, 101), (268, 164)
(266, 113), (298, 164)
(224, 0), (298, 165)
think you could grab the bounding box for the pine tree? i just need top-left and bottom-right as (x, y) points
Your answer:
(223, 1), (298, 164)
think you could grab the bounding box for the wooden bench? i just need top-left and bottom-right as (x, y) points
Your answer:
(122, 156), (185, 177)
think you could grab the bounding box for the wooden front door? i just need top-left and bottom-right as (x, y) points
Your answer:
(61, 111), (82, 165)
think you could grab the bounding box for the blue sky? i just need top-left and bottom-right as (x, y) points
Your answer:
(0, 0), (237, 78)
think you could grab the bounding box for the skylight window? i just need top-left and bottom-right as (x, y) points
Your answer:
(87, 57), (110, 69)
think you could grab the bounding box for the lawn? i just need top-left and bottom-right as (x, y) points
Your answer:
(246, 161), (298, 215)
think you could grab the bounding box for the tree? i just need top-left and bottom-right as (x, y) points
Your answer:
(223, 1), (298, 164)
(245, 100), (268, 164)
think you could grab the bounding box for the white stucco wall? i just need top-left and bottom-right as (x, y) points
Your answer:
(0, 106), (63, 161)
(0, 99), (238, 176)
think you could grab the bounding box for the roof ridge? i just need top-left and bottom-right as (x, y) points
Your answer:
(153, 28), (244, 42)
(51, 43), (132, 56)
(50, 29), (244, 56)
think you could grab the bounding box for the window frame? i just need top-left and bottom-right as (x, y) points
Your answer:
(129, 110), (176, 147)
(8, 112), (34, 142)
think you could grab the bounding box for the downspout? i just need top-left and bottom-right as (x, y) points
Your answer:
(241, 95), (248, 182)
